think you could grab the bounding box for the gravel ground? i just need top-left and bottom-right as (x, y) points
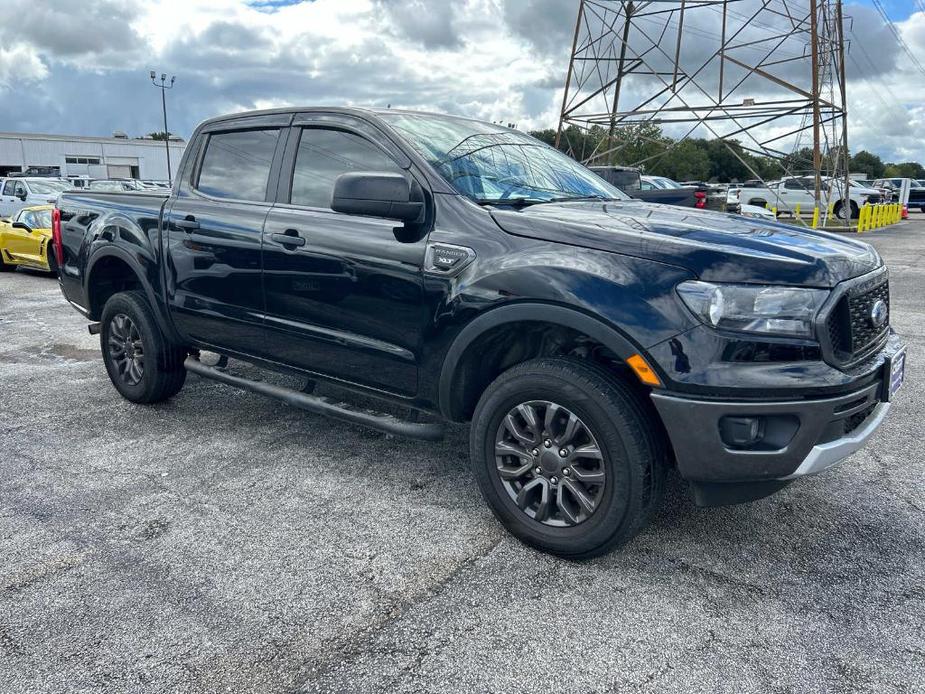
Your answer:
(1, 220), (923, 694)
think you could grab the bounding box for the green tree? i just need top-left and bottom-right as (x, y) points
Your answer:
(147, 131), (173, 141)
(849, 150), (885, 178)
(883, 161), (925, 179)
(651, 139), (711, 181)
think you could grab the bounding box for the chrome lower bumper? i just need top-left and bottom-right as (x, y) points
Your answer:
(782, 401), (891, 479)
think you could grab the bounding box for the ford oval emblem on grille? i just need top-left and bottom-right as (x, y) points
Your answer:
(870, 299), (888, 328)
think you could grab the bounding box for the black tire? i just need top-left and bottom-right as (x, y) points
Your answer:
(45, 246), (58, 276)
(834, 200), (858, 220)
(470, 357), (666, 559)
(100, 290), (187, 404)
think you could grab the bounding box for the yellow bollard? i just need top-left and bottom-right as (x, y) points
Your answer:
(895, 203), (901, 223)
(795, 203), (801, 220)
(858, 204), (867, 232)
(876, 204), (883, 228)
(770, 206), (777, 218)
(812, 206), (820, 229)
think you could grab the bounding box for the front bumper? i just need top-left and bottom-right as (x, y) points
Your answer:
(649, 334), (904, 504)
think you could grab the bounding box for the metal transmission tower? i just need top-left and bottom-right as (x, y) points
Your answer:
(556, 0), (851, 219)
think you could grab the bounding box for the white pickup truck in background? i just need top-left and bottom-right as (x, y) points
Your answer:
(729, 176), (882, 220)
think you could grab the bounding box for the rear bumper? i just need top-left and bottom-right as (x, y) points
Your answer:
(649, 339), (903, 504)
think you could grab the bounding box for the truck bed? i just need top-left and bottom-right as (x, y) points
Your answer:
(55, 190), (171, 317)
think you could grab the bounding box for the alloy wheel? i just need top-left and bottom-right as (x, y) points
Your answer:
(108, 313), (145, 386)
(494, 400), (606, 527)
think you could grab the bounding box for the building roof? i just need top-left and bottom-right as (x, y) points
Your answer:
(0, 131), (184, 146)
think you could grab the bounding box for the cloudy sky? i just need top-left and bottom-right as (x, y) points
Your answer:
(0, 0), (922, 163)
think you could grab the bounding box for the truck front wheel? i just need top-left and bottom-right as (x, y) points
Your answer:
(100, 291), (187, 404)
(469, 357), (666, 559)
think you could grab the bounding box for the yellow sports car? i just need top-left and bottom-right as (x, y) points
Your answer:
(0, 204), (56, 274)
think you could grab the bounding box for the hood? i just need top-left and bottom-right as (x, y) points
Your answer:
(490, 200), (881, 287)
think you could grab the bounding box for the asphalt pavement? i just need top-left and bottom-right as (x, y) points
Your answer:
(1, 219), (923, 693)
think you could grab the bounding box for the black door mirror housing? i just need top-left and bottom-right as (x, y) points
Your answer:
(11, 221), (32, 232)
(331, 172), (423, 223)
(17, 192), (27, 201)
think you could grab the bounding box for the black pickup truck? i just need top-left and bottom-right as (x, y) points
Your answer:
(52, 107), (906, 558)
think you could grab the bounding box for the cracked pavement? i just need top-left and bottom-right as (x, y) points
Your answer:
(1, 220), (924, 693)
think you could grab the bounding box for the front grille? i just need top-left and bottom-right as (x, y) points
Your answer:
(825, 276), (890, 363)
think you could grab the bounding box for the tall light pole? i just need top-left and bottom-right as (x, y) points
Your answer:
(150, 71), (176, 184)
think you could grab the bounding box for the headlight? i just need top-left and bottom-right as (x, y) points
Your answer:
(676, 281), (828, 338)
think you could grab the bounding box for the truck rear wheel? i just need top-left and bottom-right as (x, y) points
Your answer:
(100, 291), (187, 404)
(469, 357), (666, 559)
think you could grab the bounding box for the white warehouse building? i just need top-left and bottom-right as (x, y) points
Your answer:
(0, 131), (186, 181)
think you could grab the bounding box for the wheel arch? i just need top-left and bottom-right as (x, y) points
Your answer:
(438, 303), (642, 422)
(85, 248), (178, 342)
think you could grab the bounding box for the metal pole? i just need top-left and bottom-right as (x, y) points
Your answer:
(835, 0), (851, 226)
(608, 2), (635, 154)
(719, 0), (728, 100)
(161, 86), (172, 184)
(810, 0), (822, 208)
(150, 72), (175, 185)
(672, 0), (687, 92)
(556, 0), (585, 149)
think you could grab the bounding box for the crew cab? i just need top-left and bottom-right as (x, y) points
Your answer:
(53, 108), (905, 558)
(737, 176), (880, 219)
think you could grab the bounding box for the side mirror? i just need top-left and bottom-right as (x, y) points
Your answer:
(11, 221), (32, 232)
(331, 172), (423, 223)
(17, 192), (27, 201)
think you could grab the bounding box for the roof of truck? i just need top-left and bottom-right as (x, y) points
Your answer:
(196, 106), (510, 130)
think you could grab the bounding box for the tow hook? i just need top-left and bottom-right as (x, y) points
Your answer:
(88, 322), (101, 335)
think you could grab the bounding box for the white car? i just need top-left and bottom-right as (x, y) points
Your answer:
(735, 176), (881, 220)
(0, 177), (70, 218)
(738, 203), (776, 220)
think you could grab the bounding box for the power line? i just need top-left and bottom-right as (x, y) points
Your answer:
(870, 0), (925, 79)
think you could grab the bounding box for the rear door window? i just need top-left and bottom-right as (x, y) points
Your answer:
(197, 129), (280, 201)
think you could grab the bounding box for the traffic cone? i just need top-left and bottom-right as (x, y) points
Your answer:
(902, 204), (909, 220)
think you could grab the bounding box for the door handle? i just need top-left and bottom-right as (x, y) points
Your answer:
(271, 231), (306, 248)
(175, 216), (200, 231)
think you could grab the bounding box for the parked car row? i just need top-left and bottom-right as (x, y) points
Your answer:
(0, 176), (168, 219)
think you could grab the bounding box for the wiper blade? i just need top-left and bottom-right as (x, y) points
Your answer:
(473, 197), (543, 207)
(548, 194), (622, 202)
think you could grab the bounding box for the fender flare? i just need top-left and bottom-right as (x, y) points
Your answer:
(84, 246), (178, 342)
(437, 302), (640, 419)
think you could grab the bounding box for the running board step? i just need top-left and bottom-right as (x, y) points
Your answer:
(184, 356), (445, 442)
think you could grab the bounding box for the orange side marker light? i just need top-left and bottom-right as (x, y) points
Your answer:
(627, 353), (662, 387)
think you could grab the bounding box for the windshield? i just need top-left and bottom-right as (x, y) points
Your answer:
(381, 112), (628, 204)
(653, 177), (682, 189)
(29, 180), (69, 194)
(32, 210), (52, 228)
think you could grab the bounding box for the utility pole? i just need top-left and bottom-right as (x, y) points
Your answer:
(150, 71), (176, 184)
(835, 0), (851, 226)
(809, 0), (822, 210)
